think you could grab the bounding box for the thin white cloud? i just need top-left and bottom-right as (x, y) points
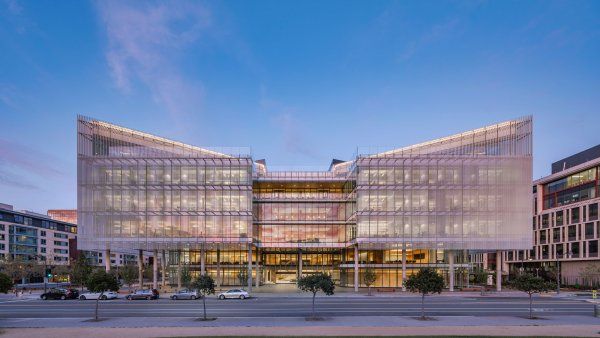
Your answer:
(0, 138), (65, 191)
(96, 0), (210, 122)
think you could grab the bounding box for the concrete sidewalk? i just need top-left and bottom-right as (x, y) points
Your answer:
(1, 316), (599, 337)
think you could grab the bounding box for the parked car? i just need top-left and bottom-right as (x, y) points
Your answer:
(126, 289), (159, 300)
(217, 289), (249, 300)
(170, 289), (199, 300)
(40, 288), (79, 300)
(79, 291), (118, 300)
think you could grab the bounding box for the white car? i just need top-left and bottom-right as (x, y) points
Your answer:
(217, 289), (249, 300)
(79, 291), (118, 300)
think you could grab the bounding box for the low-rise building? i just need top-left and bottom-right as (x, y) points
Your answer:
(0, 203), (77, 265)
(504, 145), (600, 286)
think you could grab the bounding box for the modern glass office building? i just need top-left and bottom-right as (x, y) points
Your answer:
(77, 115), (533, 290)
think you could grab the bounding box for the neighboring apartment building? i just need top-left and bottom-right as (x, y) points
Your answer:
(77, 115), (533, 290)
(45, 208), (146, 268)
(47, 209), (78, 224)
(0, 204), (76, 266)
(504, 145), (600, 286)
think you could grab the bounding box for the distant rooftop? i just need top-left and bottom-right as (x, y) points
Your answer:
(551, 144), (600, 174)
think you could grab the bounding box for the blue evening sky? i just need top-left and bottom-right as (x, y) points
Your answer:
(1, 0), (599, 213)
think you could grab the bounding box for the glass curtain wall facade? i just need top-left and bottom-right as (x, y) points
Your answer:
(78, 116), (533, 288)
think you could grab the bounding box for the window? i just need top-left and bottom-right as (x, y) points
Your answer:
(586, 223), (595, 239)
(590, 240), (598, 257)
(540, 230), (547, 244)
(556, 211), (564, 226)
(572, 208), (580, 223)
(40, 231), (46, 237)
(568, 225), (577, 241)
(553, 228), (561, 242)
(14, 215), (23, 223)
(53, 248), (68, 254)
(571, 242), (580, 257)
(590, 204), (599, 221)
(0, 224), (4, 231)
(41, 247), (46, 253)
(54, 233), (68, 239)
(40, 239), (46, 245)
(541, 214), (549, 228)
(53, 241), (68, 247)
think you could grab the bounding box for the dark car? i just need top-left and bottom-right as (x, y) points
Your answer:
(126, 289), (159, 300)
(40, 288), (79, 300)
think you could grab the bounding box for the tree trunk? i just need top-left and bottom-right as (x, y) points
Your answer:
(368, 286), (371, 296)
(421, 293), (425, 319)
(202, 293), (207, 320)
(95, 291), (103, 321)
(529, 293), (533, 319)
(312, 292), (316, 318)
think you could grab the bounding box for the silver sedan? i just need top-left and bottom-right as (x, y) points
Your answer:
(217, 289), (249, 300)
(170, 289), (199, 300)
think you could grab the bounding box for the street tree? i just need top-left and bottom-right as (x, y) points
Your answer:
(191, 274), (216, 320)
(120, 265), (137, 291)
(405, 268), (444, 319)
(363, 267), (377, 296)
(472, 267), (488, 295)
(297, 272), (335, 318)
(86, 270), (120, 321)
(0, 272), (13, 293)
(0, 256), (32, 283)
(510, 273), (553, 319)
(181, 266), (192, 289)
(70, 254), (93, 291)
(237, 269), (247, 287)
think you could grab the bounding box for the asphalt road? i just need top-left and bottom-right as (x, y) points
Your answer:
(0, 296), (593, 318)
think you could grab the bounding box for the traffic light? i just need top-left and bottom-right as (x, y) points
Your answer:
(45, 267), (52, 279)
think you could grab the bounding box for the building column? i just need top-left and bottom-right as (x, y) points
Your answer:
(298, 249), (303, 281)
(247, 244), (253, 292)
(255, 248), (260, 288)
(216, 246), (221, 288)
(401, 243), (407, 291)
(152, 249), (158, 290)
(354, 245), (359, 292)
(161, 250), (167, 287)
(177, 251), (182, 289)
(200, 244), (206, 276)
(137, 249), (143, 289)
(448, 250), (455, 292)
(496, 250), (502, 292)
(104, 249), (111, 272)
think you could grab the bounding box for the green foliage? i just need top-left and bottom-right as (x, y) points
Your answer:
(181, 266), (192, 288)
(120, 265), (137, 290)
(297, 272), (335, 318)
(363, 268), (377, 287)
(510, 273), (553, 319)
(0, 273), (13, 294)
(86, 270), (120, 293)
(405, 268), (444, 296)
(70, 254), (93, 288)
(405, 268), (445, 319)
(510, 273), (552, 295)
(192, 274), (216, 320)
(192, 274), (216, 296)
(298, 272), (335, 296)
(471, 267), (488, 285)
(237, 269), (248, 286)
